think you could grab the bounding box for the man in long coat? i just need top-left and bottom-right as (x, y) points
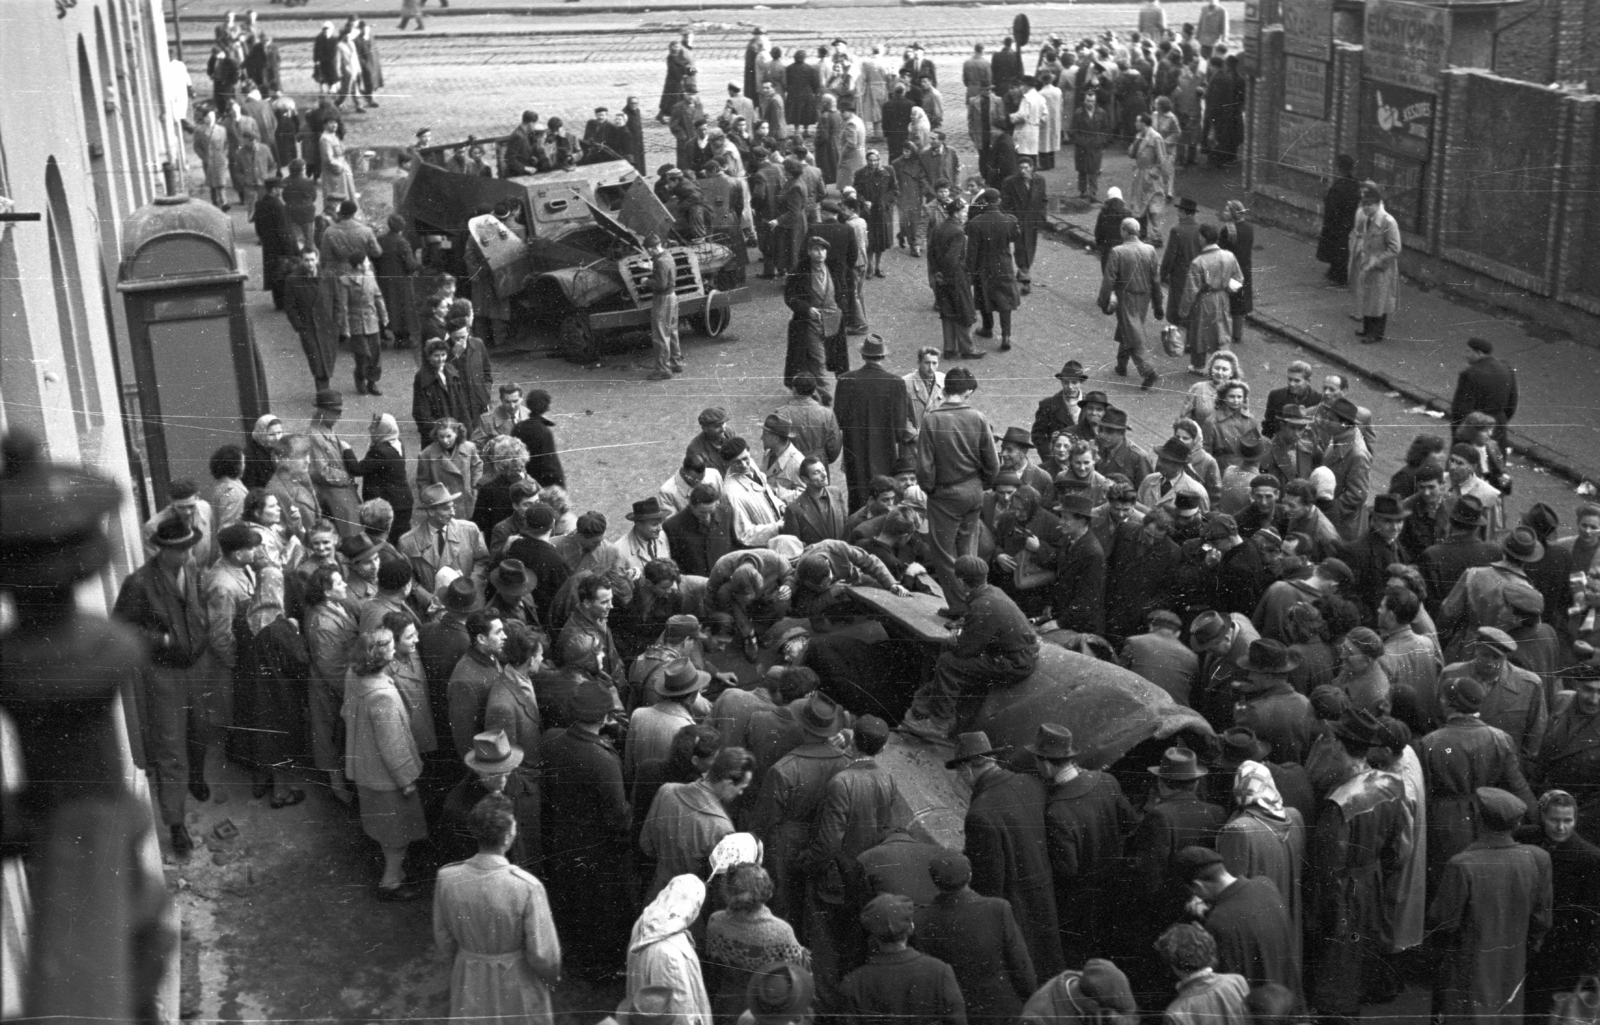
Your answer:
(1069, 90), (1112, 199)
(784, 236), (843, 405)
(965, 189), (1022, 351)
(806, 201), (860, 356)
(833, 335), (912, 509)
(283, 248), (340, 390)
(929, 200), (979, 359)
(1536, 670), (1600, 840)
(1449, 337), (1519, 446)
(1098, 217), (1163, 390)
(1160, 196), (1204, 333)
(999, 159), (1048, 295)
(1178, 223), (1243, 374)
(1349, 182), (1402, 344)
(914, 851), (1038, 1025)
(954, 733), (1066, 980)
(1429, 786), (1552, 1025)
(539, 680), (633, 979)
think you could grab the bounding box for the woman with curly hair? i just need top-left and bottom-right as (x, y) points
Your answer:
(539, 483), (576, 537)
(243, 487), (304, 571)
(1178, 349), (1242, 427)
(343, 626), (429, 900)
(1283, 601), (1336, 695)
(416, 416), (483, 520)
(1206, 380), (1261, 470)
(472, 434), (531, 538)
(704, 862), (808, 1024)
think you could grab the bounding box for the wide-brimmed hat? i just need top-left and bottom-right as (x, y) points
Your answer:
(1449, 494), (1486, 528)
(1149, 746), (1208, 780)
(417, 482), (460, 509)
(442, 576), (484, 614)
(1371, 494), (1410, 520)
(1501, 526), (1545, 564)
(762, 413), (795, 440)
(747, 964), (815, 1025)
(339, 532), (380, 562)
(1054, 360), (1088, 382)
(1058, 494), (1095, 519)
(627, 497), (668, 521)
(945, 731), (1010, 768)
(314, 387), (344, 410)
(1189, 610), (1231, 649)
(488, 558), (536, 598)
(1236, 638), (1302, 676)
(1000, 426), (1033, 449)
(1217, 726), (1270, 766)
(464, 729), (524, 774)
(1157, 437), (1191, 464)
(1099, 407), (1130, 431)
(1024, 723), (1079, 760)
(1327, 396), (1361, 425)
(152, 514), (204, 550)
(1081, 389), (1109, 409)
(798, 692), (844, 737)
(1176, 196), (1199, 213)
(0, 446), (122, 588)
(658, 657), (712, 697)
(860, 334), (888, 359)
(1277, 403), (1313, 425)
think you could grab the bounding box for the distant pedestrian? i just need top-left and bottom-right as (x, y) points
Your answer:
(1070, 90), (1113, 199)
(1317, 154), (1361, 285)
(1350, 181), (1401, 344)
(644, 234), (682, 381)
(1218, 201), (1254, 347)
(1448, 337), (1519, 447)
(1099, 217), (1163, 390)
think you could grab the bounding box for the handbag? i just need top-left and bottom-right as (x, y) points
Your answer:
(1161, 323), (1185, 358)
(1552, 976), (1600, 1025)
(1014, 546), (1056, 591)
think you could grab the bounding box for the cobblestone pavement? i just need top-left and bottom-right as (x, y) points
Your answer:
(178, 8), (1578, 1018)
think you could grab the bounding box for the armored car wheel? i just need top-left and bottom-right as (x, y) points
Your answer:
(558, 312), (599, 362)
(694, 293), (731, 337)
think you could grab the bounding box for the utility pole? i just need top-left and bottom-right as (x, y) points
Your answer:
(170, 0), (184, 62)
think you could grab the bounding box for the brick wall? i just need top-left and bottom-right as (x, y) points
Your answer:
(1494, 0), (1556, 85)
(1555, 0), (1600, 91)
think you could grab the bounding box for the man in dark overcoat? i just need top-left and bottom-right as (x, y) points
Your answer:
(929, 199), (979, 358)
(1125, 747), (1226, 974)
(1030, 360), (1087, 453)
(283, 248), (339, 390)
(964, 188), (1022, 350)
(539, 679), (633, 979)
(253, 176), (297, 310)
(805, 200), (860, 369)
(784, 236), (843, 405)
(1098, 217), (1164, 389)
(1536, 669), (1600, 841)
(954, 732), (1066, 980)
(833, 334), (912, 509)
(998, 159), (1048, 294)
(1179, 848), (1302, 1000)
(1417, 495), (1499, 619)
(1030, 724), (1135, 971)
(1232, 639), (1316, 765)
(913, 851), (1038, 1025)
(1448, 337), (1519, 446)
(839, 894), (966, 1025)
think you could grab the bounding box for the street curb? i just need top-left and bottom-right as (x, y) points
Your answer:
(1243, 311), (1597, 489)
(181, 0), (1126, 23)
(1043, 212), (1596, 489)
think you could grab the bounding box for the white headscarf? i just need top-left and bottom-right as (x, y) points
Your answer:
(1234, 760), (1287, 821)
(631, 874), (706, 951)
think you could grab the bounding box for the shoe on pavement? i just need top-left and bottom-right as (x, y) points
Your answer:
(974, 328), (994, 339)
(1114, 365), (1129, 376)
(1360, 334), (1382, 344)
(999, 337), (1012, 352)
(1142, 371), (1160, 391)
(1348, 314), (1364, 323)
(366, 383), (383, 396)
(646, 370), (673, 381)
(170, 824), (195, 860)
(961, 351), (986, 359)
(896, 713), (956, 744)
(670, 362), (684, 373)
(189, 778), (210, 803)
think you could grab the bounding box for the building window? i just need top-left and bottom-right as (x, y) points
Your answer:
(45, 159), (105, 464)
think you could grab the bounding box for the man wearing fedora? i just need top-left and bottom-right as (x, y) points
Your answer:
(398, 481), (490, 594)
(1095, 406), (1157, 486)
(965, 187), (1023, 350)
(1263, 404), (1317, 489)
(626, 657), (710, 777)
(950, 731), (1065, 979)
(1188, 608), (1261, 730)
(1319, 396), (1372, 544)
(784, 235), (844, 403)
(1232, 639), (1315, 764)
(916, 369), (1000, 616)
(1307, 707), (1412, 1022)
(1030, 360), (1086, 454)
(1029, 722), (1135, 970)
(307, 387), (365, 537)
(619, 497), (672, 577)
(834, 334), (913, 509)
(761, 414), (807, 502)
(438, 729), (537, 867)
(750, 691), (852, 922)
(1417, 494), (1499, 620)
(1438, 525), (1545, 659)
(540, 678), (634, 978)
(1333, 493), (1410, 613)
(1139, 437), (1212, 515)
(1439, 626), (1547, 765)
(483, 557), (539, 627)
(998, 426), (1054, 498)
(1126, 748), (1226, 945)
(114, 514), (220, 857)
(1160, 197), (1204, 353)
(1049, 492), (1106, 636)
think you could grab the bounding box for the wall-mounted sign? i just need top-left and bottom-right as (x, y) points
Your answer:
(1363, 0), (1450, 92)
(1285, 55), (1329, 117)
(1277, 111), (1337, 177)
(1282, 0), (1332, 60)
(1361, 81), (1436, 161)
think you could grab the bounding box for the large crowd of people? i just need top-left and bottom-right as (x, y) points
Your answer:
(124, 8), (1600, 1025)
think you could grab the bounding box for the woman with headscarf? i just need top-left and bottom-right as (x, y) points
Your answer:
(344, 626), (429, 900)
(375, 215), (421, 348)
(233, 566), (310, 808)
(626, 874), (713, 1024)
(1518, 789), (1600, 1021)
(705, 862), (808, 1025)
(355, 412), (412, 540)
(1217, 760), (1305, 963)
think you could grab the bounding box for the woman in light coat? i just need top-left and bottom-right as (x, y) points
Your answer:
(857, 46), (888, 136)
(416, 417), (483, 520)
(194, 108), (231, 209)
(318, 120), (354, 214)
(1179, 222), (1244, 363)
(1349, 181), (1402, 343)
(836, 101), (867, 191)
(344, 626), (428, 899)
(626, 874), (713, 1025)
(304, 563), (357, 799)
(1125, 113), (1169, 236)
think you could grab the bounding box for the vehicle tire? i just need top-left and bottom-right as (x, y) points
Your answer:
(559, 312), (599, 362)
(695, 293), (731, 337)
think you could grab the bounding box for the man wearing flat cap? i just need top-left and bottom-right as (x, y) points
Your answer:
(1429, 787), (1552, 1024)
(914, 850), (1038, 1024)
(1449, 337), (1518, 447)
(1021, 958), (1138, 1025)
(1438, 625), (1547, 765)
(1307, 708), (1412, 1023)
(839, 893), (966, 1025)
(1417, 673), (1537, 881)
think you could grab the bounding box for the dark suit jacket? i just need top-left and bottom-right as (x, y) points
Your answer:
(782, 486), (849, 544)
(663, 505), (736, 577)
(539, 725), (631, 875)
(914, 889), (1037, 1023)
(1030, 394), (1077, 454)
(1450, 357), (1519, 428)
(503, 534), (571, 616)
(990, 48), (1023, 91)
(1051, 529), (1105, 634)
(835, 363), (912, 505)
(1418, 535), (1501, 618)
(113, 557), (208, 669)
(1262, 384), (1317, 439)
(512, 414), (565, 488)
(354, 440), (413, 519)
(964, 768), (1064, 979)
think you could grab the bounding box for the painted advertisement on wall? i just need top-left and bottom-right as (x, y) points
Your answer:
(1363, 0), (1449, 92)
